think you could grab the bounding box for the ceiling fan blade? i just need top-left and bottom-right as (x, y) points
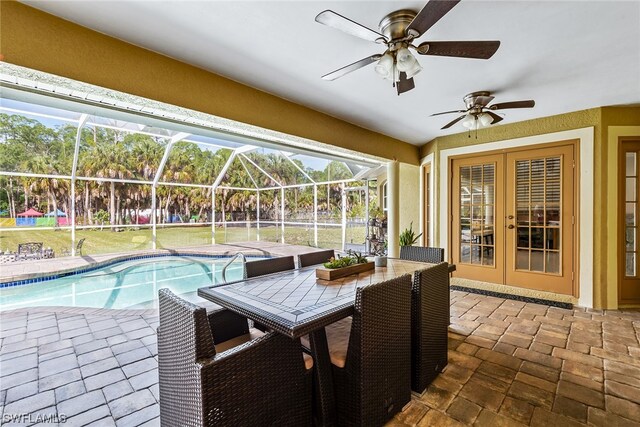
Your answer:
(485, 110), (504, 124)
(441, 114), (467, 130)
(430, 110), (466, 116)
(315, 10), (386, 43)
(396, 72), (415, 95)
(406, 0), (461, 38)
(416, 41), (501, 59)
(489, 100), (536, 110)
(321, 55), (381, 81)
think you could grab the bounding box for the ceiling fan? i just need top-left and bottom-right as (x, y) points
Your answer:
(315, 0), (500, 95)
(432, 91), (535, 130)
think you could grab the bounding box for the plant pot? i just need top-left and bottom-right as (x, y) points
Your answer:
(374, 256), (387, 267)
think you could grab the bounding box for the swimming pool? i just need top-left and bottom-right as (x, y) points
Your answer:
(0, 255), (265, 311)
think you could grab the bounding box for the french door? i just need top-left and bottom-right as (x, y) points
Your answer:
(451, 144), (575, 295)
(619, 140), (640, 304)
(452, 154), (505, 284)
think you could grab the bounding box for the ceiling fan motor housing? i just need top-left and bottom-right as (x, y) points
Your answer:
(378, 10), (417, 40)
(464, 91), (492, 110)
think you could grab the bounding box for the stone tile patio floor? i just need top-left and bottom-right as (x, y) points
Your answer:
(1, 291), (639, 426)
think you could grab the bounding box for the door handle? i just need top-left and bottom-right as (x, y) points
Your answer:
(508, 215), (514, 219)
(507, 224), (515, 229)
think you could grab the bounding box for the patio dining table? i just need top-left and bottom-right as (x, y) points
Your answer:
(197, 258), (453, 426)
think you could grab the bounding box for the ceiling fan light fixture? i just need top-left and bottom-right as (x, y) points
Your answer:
(478, 112), (493, 127)
(461, 115), (476, 129)
(374, 52), (394, 80)
(396, 47), (422, 78)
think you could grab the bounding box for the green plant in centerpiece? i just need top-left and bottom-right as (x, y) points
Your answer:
(346, 249), (368, 264)
(323, 250), (368, 269)
(399, 222), (422, 246)
(323, 256), (355, 269)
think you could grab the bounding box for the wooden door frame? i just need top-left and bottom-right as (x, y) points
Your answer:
(618, 137), (640, 305)
(423, 163), (431, 247)
(447, 139), (580, 297)
(606, 128), (640, 308)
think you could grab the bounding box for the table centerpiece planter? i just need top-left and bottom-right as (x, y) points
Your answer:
(315, 250), (375, 280)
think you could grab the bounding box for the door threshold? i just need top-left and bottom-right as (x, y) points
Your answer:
(450, 279), (574, 309)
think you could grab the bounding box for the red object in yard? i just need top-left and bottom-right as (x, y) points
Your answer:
(17, 208), (43, 217)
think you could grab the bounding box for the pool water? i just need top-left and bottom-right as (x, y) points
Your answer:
(0, 256), (261, 311)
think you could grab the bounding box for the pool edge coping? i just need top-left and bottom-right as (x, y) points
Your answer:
(0, 249), (274, 288)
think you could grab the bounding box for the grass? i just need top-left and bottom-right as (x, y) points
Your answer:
(0, 224), (367, 257)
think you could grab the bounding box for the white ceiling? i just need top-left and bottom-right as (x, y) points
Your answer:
(22, 0), (640, 145)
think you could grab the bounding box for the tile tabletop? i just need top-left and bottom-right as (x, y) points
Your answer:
(198, 258), (433, 338)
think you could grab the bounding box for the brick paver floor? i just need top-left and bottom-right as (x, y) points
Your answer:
(1, 290), (639, 426)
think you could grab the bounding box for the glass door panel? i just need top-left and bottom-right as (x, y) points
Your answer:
(451, 154), (504, 284)
(512, 157), (562, 274)
(620, 140), (640, 304)
(505, 145), (574, 295)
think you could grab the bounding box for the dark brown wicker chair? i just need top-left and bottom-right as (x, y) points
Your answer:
(157, 289), (312, 427)
(245, 256), (295, 278)
(399, 245), (444, 263)
(244, 256), (296, 331)
(321, 275), (413, 426)
(411, 262), (450, 394)
(297, 250), (335, 268)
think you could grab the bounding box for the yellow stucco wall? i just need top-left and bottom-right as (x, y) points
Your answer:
(421, 107), (640, 308)
(399, 164), (421, 236)
(375, 164), (421, 243)
(0, 1), (419, 165)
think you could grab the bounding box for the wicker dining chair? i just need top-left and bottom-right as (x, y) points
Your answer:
(399, 245), (444, 263)
(245, 256), (295, 278)
(411, 262), (450, 394)
(297, 249), (335, 268)
(244, 256), (296, 332)
(157, 289), (312, 427)
(318, 274), (413, 426)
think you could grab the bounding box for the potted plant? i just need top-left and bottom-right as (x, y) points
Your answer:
(372, 241), (388, 267)
(399, 222), (422, 247)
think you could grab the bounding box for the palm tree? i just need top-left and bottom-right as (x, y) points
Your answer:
(81, 139), (133, 226)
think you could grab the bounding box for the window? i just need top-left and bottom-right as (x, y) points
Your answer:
(382, 181), (388, 212)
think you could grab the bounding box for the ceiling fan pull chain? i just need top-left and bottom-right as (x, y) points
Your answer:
(475, 116), (479, 139)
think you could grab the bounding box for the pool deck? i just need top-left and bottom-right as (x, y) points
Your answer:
(0, 242), (324, 284)
(1, 291), (639, 426)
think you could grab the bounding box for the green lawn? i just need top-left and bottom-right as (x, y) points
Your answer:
(0, 225), (366, 257)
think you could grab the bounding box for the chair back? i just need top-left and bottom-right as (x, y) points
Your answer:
(158, 289), (312, 427)
(158, 289), (216, 425)
(245, 256), (295, 278)
(411, 262), (450, 393)
(343, 274), (412, 425)
(400, 245), (444, 263)
(298, 249), (335, 268)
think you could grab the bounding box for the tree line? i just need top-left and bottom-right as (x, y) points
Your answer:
(0, 113), (373, 227)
